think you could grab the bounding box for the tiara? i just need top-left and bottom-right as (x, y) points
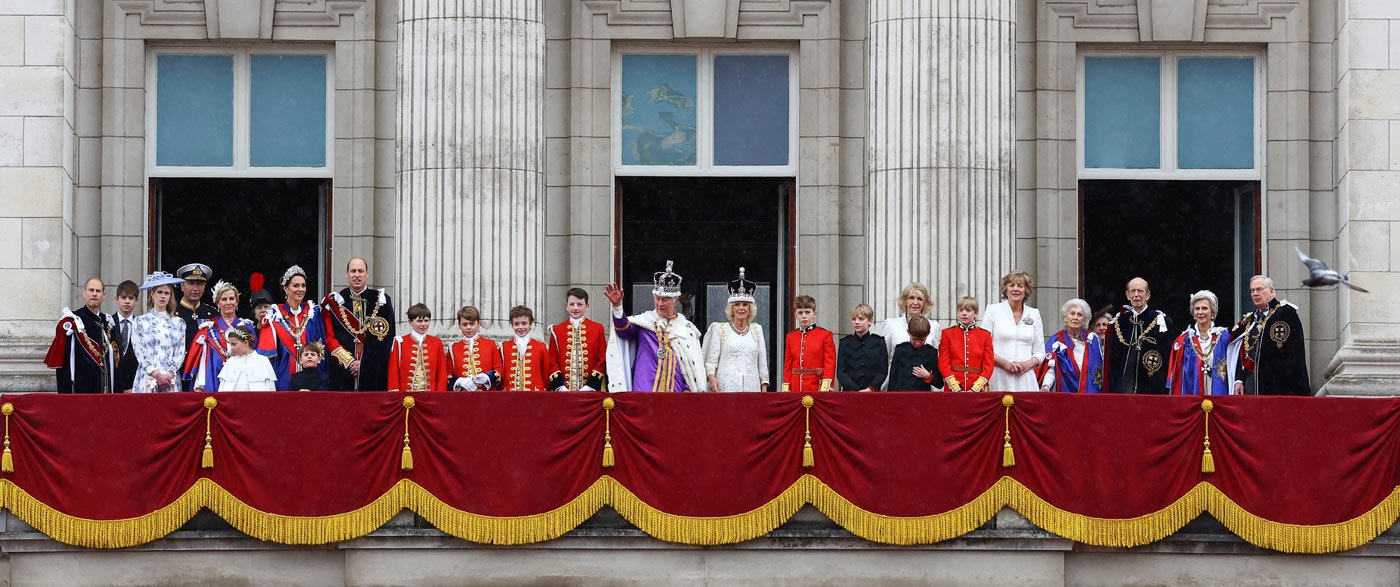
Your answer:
(212, 280), (238, 297)
(281, 265), (307, 287)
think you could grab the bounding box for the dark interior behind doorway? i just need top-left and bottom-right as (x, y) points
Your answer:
(618, 176), (789, 380)
(153, 178), (327, 316)
(1081, 180), (1258, 330)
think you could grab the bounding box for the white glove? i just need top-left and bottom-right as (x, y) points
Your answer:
(555, 386), (568, 392)
(453, 378), (476, 391)
(472, 373), (490, 385)
(580, 385), (595, 392)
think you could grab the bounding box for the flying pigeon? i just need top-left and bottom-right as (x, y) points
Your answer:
(1296, 246), (1369, 293)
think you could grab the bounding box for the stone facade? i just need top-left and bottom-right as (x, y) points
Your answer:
(1, 508), (1399, 585)
(0, 0), (1396, 395)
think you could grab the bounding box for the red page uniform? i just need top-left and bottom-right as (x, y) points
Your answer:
(501, 337), (555, 391)
(449, 336), (502, 391)
(782, 325), (835, 392)
(387, 333), (448, 392)
(937, 324), (994, 392)
(547, 318), (606, 391)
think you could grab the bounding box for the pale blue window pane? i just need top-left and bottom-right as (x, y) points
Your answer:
(1178, 57), (1254, 169)
(156, 55), (234, 167)
(250, 55), (327, 167)
(1084, 57), (1160, 169)
(714, 55), (789, 166)
(620, 54), (697, 166)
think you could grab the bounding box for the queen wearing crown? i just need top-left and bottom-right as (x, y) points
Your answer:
(603, 260), (708, 392)
(256, 265), (328, 390)
(702, 268), (770, 392)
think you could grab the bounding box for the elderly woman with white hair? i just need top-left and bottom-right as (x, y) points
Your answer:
(1039, 298), (1104, 393)
(1167, 290), (1233, 395)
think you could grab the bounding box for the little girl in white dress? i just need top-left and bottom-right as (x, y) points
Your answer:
(217, 326), (277, 392)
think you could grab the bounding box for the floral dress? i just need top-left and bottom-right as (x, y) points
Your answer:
(703, 322), (769, 392)
(132, 311), (188, 392)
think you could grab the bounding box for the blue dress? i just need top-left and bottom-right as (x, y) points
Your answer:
(256, 302), (328, 391)
(1167, 326), (1232, 395)
(185, 316), (257, 392)
(1043, 330), (1104, 393)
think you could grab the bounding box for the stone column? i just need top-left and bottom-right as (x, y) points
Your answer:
(865, 0), (1015, 322)
(0, 3), (81, 390)
(396, 0), (545, 331)
(1322, 3), (1400, 396)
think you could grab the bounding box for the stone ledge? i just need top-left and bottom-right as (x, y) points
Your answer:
(0, 506), (1392, 556)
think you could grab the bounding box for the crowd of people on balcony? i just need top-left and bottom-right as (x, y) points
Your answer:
(44, 258), (1312, 396)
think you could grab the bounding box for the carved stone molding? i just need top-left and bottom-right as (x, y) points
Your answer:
(1042, 0), (1303, 43)
(111, 0), (367, 39)
(579, 0), (830, 40)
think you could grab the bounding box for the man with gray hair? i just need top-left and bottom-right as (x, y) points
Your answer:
(1228, 275), (1310, 395)
(1105, 277), (1173, 394)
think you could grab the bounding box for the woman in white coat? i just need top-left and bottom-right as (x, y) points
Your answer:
(981, 271), (1046, 392)
(703, 268), (769, 392)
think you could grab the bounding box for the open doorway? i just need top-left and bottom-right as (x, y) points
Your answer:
(151, 177), (329, 317)
(616, 176), (793, 382)
(1081, 180), (1259, 329)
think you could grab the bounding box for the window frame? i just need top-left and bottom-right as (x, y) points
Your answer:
(146, 45), (335, 178)
(1076, 49), (1265, 181)
(612, 46), (799, 177)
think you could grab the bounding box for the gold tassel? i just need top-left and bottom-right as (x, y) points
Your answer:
(1001, 395), (1016, 468)
(1, 402), (14, 474)
(801, 395), (815, 468)
(401, 396), (415, 471)
(201, 396), (217, 470)
(1201, 399), (1215, 474)
(602, 397), (616, 468)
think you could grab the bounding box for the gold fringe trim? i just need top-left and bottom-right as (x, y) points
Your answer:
(408, 478), (607, 545)
(2, 476), (1399, 553)
(1, 479), (206, 548)
(607, 476), (808, 545)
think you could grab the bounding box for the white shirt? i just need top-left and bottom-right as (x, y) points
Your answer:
(410, 331), (427, 344)
(515, 336), (531, 357)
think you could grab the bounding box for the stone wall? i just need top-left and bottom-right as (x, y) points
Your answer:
(0, 508), (1397, 586)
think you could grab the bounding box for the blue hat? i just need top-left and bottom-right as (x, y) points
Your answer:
(139, 271), (185, 291)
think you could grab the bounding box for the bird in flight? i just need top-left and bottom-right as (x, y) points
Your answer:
(1296, 246), (1369, 293)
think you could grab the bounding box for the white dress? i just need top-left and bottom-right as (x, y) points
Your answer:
(879, 315), (941, 390)
(981, 301), (1046, 392)
(131, 311), (187, 393)
(702, 322), (769, 392)
(217, 353), (277, 391)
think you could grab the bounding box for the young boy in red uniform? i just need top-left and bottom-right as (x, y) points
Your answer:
(782, 295), (836, 392)
(547, 288), (606, 391)
(501, 305), (555, 391)
(448, 305), (501, 391)
(387, 303), (448, 392)
(938, 296), (995, 392)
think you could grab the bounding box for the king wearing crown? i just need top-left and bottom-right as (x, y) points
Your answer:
(603, 260), (708, 392)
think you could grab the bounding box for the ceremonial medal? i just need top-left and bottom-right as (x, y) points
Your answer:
(1269, 322), (1290, 349)
(367, 316), (391, 341)
(656, 346), (669, 360)
(1142, 350), (1163, 376)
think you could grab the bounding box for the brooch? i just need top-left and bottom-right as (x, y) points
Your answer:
(1021, 316), (1034, 326)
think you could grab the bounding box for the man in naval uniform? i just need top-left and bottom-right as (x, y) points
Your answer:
(603, 260), (707, 392)
(44, 277), (119, 393)
(175, 263), (218, 390)
(1104, 277), (1173, 394)
(1227, 275), (1310, 395)
(321, 257), (396, 391)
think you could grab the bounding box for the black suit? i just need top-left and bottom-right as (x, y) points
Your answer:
(887, 342), (943, 392)
(836, 332), (888, 391)
(113, 313), (138, 392)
